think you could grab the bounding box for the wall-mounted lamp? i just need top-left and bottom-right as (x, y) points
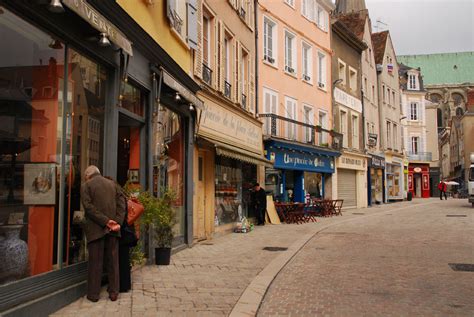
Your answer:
(400, 116), (407, 120)
(48, 0), (64, 13)
(189, 103), (194, 111)
(174, 92), (181, 102)
(48, 39), (63, 49)
(333, 78), (343, 86)
(98, 33), (111, 47)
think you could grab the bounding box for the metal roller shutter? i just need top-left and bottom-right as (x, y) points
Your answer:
(337, 169), (357, 208)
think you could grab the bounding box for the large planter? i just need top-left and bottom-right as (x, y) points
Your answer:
(154, 247), (171, 265)
(0, 225), (29, 284)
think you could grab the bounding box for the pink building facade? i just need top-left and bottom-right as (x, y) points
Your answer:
(257, 0), (341, 202)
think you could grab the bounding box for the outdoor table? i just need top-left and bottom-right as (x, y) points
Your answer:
(274, 202), (308, 224)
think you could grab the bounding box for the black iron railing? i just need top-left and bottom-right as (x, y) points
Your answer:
(407, 151), (432, 161)
(259, 113), (342, 150)
(202, 63), (212, 85)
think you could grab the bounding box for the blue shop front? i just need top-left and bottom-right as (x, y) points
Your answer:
(264, 140), (340, 203)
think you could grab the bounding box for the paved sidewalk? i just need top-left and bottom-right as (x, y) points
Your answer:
(51, 199), (435, 316)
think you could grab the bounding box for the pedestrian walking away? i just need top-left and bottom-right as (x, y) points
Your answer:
(438, 180), (448, 200)
(251, 183), (267, 225)
(81, 166), (126, 302)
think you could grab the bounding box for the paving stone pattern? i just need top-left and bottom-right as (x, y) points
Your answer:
(258, 199), (474, 317)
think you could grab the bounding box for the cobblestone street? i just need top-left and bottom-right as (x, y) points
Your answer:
(48, 198), (474, 316)
(258, 199), (474, 316)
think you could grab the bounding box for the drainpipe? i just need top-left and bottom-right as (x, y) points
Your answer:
(361, 88), (367, 153)
(254, 0), (259, 115)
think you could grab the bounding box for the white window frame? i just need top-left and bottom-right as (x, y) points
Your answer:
(338, 59), (346, 86)
(263, 16), (277, 66)
(202, 14), (211, 66)
(352, 114), (359, 149)
(410, 102), (419, 121)
(263, 87), (279, 135)
(317, 51), (327, 89)
(285, 96), (297, 140)
(393, 124), (398, 150)
(340, 110), (348, 148)
(284, 30), (296, 75)
(349, 66), (357, 91)
(408, 73), (417, 90)
(316, 5), (327, 31)
(386, 121), (391, 149)
(302, 0), (315, 21)
(318, 110), (328, 145)
(284, 0), (295, 9)
(302, 41), (312, 83)
(303, 104), (314, 143)
(411, 136), (419, 154)
(224, 36), (230, 82)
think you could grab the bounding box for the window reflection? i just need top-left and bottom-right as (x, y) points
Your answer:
(153, 104), (184, 243)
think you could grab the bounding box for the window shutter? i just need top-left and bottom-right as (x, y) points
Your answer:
(192, 0), (202, 78)
(219, 22), (225, 93)
(213, 19), (219, 89)
(234, 41), (240, 103)
(249, 56), (254, 112)
(187, 0), (198, 50)
(167, 0), (176, 22)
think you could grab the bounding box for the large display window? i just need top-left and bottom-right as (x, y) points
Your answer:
(152, 104), (185, 244)
(0, 8), (107, 285)
(214, 157), (256, 226)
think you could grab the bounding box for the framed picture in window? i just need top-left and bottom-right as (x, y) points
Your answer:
(23, 163), (56, 205)
(128, 169), (139, 183)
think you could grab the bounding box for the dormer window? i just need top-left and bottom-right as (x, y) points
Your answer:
(408, 73), (418, 90)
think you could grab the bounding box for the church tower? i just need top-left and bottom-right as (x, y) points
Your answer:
(335, 0), (367, 14)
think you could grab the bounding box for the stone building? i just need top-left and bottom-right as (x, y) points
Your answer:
(398, 52), (474, 190)
(331, 16), (368, 209)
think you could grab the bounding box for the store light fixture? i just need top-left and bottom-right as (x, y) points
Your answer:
(48, 39), (63, 49)
(48, 0), (65, 13)
(174, 92), (181, 102)
(189, 103), (194, 111)
(98, 33), (111, 47)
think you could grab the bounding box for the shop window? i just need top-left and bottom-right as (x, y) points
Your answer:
(120, 80), (145, 117)
(152, 104), (185, 243)
(214, 157), (256, 226)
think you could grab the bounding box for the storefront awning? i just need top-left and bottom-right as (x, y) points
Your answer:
(162, 70), (204, 109)
(201, 137), (272, 167)
(62, 0), (133, 56)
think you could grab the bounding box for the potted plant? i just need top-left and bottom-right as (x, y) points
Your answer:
(139, 189), (176, 265)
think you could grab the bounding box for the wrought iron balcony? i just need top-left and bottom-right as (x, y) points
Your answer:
(259, 113), (342, 151)
(241, 93), (247, 109)
(407, 151), (432, 161)
(202, 63), (212, 86)
(224, 81), (231, 99)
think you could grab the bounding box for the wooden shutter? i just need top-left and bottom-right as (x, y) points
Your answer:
(248, 56), (253, 112)
(187, 0), (198, 50)
(218, 22), (225, 93)
(234, 41), (240, 103)
(193, 0), (202, 79)
(213, 18), (219, 89)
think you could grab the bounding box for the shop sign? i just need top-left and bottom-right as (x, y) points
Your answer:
(269, 149), (335, 173)
(338, 154), (366, 171)
(200, 101), (262, 154)
(414, 167), (422, 173)
(370, 155), (385, 168)
(62, 0), (133, 55)
(334, 88), (362, 113)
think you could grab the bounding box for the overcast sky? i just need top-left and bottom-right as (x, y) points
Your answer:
(364, 0), (474, 56)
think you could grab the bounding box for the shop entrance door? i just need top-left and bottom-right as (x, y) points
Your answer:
(117, 113), (143, 187)
(195, 151), (207, 241)
(414, 174), (422, 197)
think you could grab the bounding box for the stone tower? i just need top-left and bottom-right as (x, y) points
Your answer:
(335, 0), (367, 14)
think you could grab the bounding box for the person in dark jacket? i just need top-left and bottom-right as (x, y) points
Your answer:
(438, 181), (448, 200)
(251, 183), (267, 225)
(81, 166), (125, 302)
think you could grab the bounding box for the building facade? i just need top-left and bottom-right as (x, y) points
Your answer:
(331, 17), (368, 209)
(399, 63), (432, 198)
(191, 0), (269, 239)
(257, 0), (341, 204)
(398, 52), (474, 192)
(425, 100), (441, 197)
(334, 2), (384, 205)
(0, 0), (202, 314)
(372, 31), (404, 201)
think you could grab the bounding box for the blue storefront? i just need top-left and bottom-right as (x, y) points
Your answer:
(264, 140), (340, 203)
